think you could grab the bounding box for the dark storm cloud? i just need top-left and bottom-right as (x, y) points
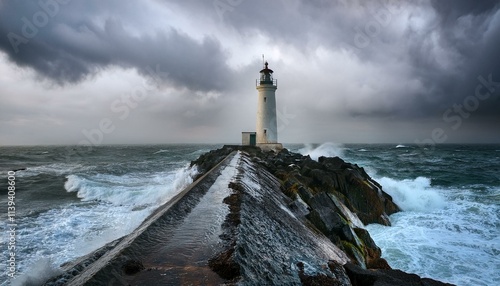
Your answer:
(0, 0), (230, 91)
(405, 0), (500, 121)
(178, 0), (371, 51)
(208, 0), (500, 120)
(431, 0), (500, 20)
(208, 0), (500, 122)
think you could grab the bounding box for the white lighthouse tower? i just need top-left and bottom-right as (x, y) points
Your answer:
(241, 60), (283, 151)
(256, 61), (278, 143)
(255, 61), (282, 151)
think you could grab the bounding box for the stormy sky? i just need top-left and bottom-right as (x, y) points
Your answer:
(0, 0), (499, 145)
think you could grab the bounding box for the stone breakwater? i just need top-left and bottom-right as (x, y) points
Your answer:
(192, 146), (399, 269)
(42, 146), (453, 285)
(192, 146), (453, 286)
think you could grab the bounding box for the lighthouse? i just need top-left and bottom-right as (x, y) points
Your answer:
(256, 61), (278, 144)
(242, 61), (283, 151)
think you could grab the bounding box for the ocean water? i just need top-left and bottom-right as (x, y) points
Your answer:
(295, 143), (500, 286)
(0, 144), (219, 285)
(0, 143), (498, 285)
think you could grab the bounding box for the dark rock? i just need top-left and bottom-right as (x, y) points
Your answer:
(310, 169), (338, 192)
(297, 185), (314, 203)
(288, 199), (310, 217)
(296, 261), (343, 286)
(275, 150), (400, 226)
(306, 193), (347, 235)
(340, 225), (355, 242)
(122, 259), (144, 275)
(369, 258), (392, 270)
(208, 247), (240, 280)
(318, 156), (339, 166)
(341, 241), (367, 269)
(384, 194), (400, 215)
(353, 228), (383, 269)
(328, 260), (354, 285)
(339, 168), (398, 225)
(300, 156), (323, 176)
(282, 176), (301, 199)
(344, 263), (455, 286)
(223, 193), (241, 227)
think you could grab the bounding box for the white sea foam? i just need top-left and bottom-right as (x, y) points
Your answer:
(299, 142), (345, 161)
(377, 176), (446, 211)
(3, 165), (197, 283)
(367, 184), (500, 286)
(395, 144), (407, 148)
(10, 258), (61, 286)
(153, 149), (169, 154)
(64, 167), (197, 207)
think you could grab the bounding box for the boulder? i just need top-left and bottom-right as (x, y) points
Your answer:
(344, 263), (455, 286)
(122, 259), (144, 275)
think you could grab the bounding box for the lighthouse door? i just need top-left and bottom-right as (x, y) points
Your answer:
(250, 133), (256, 146)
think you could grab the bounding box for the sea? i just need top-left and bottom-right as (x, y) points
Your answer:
(0, 143), (499, 286)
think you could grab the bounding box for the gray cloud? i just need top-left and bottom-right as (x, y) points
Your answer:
(0, 0), (499, 144)
(404, 0), (500, 119)
(0, 0), (231, 91)
(184, 0), (500, 121)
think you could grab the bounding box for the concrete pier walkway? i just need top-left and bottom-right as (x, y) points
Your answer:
(60, 152), (238, 285)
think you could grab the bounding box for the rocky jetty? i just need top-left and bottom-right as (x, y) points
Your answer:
(192, 146), (453, 285)
(42, 146), (453, 285)
(192, 146), (399, 269)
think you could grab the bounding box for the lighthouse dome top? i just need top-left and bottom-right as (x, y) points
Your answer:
(259, 61), (274, 74)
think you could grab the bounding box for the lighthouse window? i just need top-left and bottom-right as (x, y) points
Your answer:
(264, 129), (267, 134)
(264, 97), (267, 102)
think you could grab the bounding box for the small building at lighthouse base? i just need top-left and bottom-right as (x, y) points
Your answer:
(241, 132), (283, 152)
(241, 132), (256, 146)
